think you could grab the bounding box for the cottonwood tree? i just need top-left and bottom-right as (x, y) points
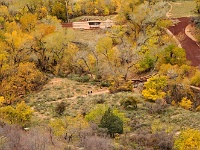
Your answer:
(157, 45), (188, 66)
(42, 28), (75, 75)
(142, 75), (167, 101)
(19, 13), (37, 32)
(30, 23), (56, 72)
(191, 70), (200, 87)
(51, 1), (67, 21)
(0, 43), (9, 81)
(115, 1), (171, 74)
(0, 62), (45, 104)
(49, 115), (89, 142)
(108, 25), (140, 80)
(4, 27), (33, 65)
(0, 101), (33, 126)
(96, 36), (122, 83)
(0, 5), (10, 22)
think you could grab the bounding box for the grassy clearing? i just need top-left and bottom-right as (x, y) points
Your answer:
(26, 77), (106, 120)
(73, 29), (107, 47)
(27, 77), (200, 133)
(170, 1), (198, 18)
(70, 15), (117, 22)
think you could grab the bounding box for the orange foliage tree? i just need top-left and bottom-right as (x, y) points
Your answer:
(0, 62), (45, 104)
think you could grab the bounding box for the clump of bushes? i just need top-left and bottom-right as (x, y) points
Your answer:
(144, 99), (168, 114)
(55, 101), (66, 115)
(83, 136), (113, 150)
(179, 97), (192, 110)
(93, 96), (105, 104)
(109, 81), (133, 93)
(67, 74), (90, 82)
(100, 80), (111, 87)
(174, 128), (200, 150)
(120, 96), (138, 110)
(129, 130), (174, 150)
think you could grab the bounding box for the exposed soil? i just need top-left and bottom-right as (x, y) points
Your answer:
(185, 24), (198, 42)
(168, 17), (200, 67)
(45, 89), (109, 105)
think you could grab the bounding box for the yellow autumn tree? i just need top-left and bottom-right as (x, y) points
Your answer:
(49, 114), (89, 141)
(179, 97), (192, 110)
(0, 62), (45, 104)
(19, 13), (37, 32)
(96, 36), (121, 81)
(142, 75), (167, 101)
(31, 23), (56, 72)
(42, 28), (75, 75)
(0, 101), (33, 126)
(0, 5), (10, 22)
(0, 96), (5, 107)
(174, 128), (200, 150)
(49, 118), (66, 137)
(0, 43), (10, 79)
(37, 7), (48, 19)
(66, 114), (89, 137)
(4, 30), (33, 65)
(15, 101), (33, 126)
(191, 70), (200, 87)
(4, 21), (21, 33)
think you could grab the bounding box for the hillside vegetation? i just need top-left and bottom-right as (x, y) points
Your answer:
(0, 0), (200, 150)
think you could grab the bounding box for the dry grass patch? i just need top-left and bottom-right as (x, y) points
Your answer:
(170, 1), (197, 18)
(26, 77), (108, 120)
(71, 15), (117, 22)
(73, 29), (106, 46)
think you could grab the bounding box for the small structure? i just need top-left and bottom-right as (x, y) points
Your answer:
(61, 22), (73, 28)
(88, 20), (102, 28)
(72, 19), (115, 30)
(100, 19), (115, 29)
(73, 22), (90, 29)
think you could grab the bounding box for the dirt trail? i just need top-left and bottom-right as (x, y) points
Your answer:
(45, 89), (110, 105)
(166, 2), (173, 18)
(33, 89), (109, 119)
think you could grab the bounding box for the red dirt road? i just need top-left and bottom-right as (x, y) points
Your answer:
(168, 17), (200, 67)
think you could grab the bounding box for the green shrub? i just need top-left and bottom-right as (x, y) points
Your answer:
(67, 74), (90, 82)
(137, 54), (156, 73)
(99, 108), (123, 138)
(120, 96), (137, 110)
(94, 97), (105, 104)
(55, 102), (66, 115)
(100, 81), (111, 87)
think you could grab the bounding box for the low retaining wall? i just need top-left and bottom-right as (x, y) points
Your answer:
(165, 28), (182, 48)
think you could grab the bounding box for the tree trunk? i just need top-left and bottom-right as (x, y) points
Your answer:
(65, 0), (69, 22)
